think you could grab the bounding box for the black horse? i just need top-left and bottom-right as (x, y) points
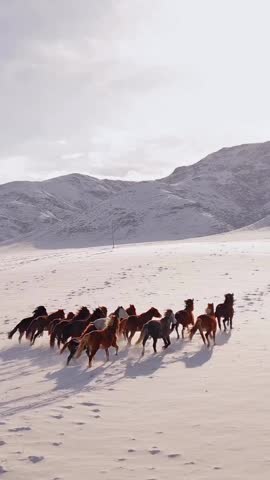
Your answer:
(8, 306), (47, 342)
(215, 293), (234, 331)
(135, 309), (175, 356)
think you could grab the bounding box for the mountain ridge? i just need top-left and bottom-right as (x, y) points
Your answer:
(1, 141), (270, 248)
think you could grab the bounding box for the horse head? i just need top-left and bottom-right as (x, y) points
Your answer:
(225, 293), (234, 304)
(185, 299), (194, 309)
(33, 306), (47, 317)
(205, 303), (214, 315)
(150, 307), (162, 318)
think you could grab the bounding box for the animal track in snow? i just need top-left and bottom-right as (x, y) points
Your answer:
(28, 455), (44, 463)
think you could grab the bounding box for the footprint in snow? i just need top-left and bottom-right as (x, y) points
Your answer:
(28, 456), (44, 463)
(8, 427), (31, 432)
(0, 466), (7, 475)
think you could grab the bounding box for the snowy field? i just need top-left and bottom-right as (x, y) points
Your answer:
(1, 231), (270, 479)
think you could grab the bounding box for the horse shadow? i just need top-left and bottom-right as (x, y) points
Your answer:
(180, 345), (214, 368)
(215, 330), (232, 346)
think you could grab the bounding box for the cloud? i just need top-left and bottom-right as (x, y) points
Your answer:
(1, 0), (270, 184)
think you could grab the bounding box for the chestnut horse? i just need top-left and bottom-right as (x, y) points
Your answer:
(171, 299), (194, 339)
(189, 303), (217, 347)
(26, 309), (65, 345)
(49, 306), (91, 348)
(215, 293), (234, 331)
(136, 309), (175, 356)
(75, 315), (119, 367)
(60, 309), (109, 365)
(122, 307), (162, 345)
(8, 306), (47, 342)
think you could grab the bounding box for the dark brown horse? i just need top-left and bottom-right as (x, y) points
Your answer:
(189, 303), (217, 347)
(171, 299), (194, 339)
(215, 293), (234, 331)
(47, 311), (74, 336)
(126, 305), (136, 316)
(122, 307), (162, 345)
(49, 306), (91, 348)
(8, 306), (47, 342)
(75, 315), (119, 367)
(136, 309), (175, 355)
(26, 309), (65, 345)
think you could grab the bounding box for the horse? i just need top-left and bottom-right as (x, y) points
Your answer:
(189, 303), (217, 348)
(215, 293), (234, 331)
(122, 307), (162, 345)
(112, 306), (129, 321)
(171, 299), (194, 339)
(26, 309), (65, 345)
(47, 311), (74, 336)
(126, 304), (136, 316)
(49, 306), (91, 348)
(60, 310), (110, 365)
(8, 306), (47, 342)
(136, 309), (175, 356)
(75, 315), (119, 367)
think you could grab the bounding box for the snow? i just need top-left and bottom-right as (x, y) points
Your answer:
(1, 230), (270, 479)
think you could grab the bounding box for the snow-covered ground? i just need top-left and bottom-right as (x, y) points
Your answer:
(1, 231), (270, 479)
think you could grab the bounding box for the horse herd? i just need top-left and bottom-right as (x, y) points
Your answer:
(7, 294), (234, 368)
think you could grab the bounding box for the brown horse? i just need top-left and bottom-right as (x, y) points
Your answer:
(215, 293), (234, 331)
(126, 305), (136, 316)
(49, 306), (91, 348)
(171, 299), (194, 339)
(189, 303), (217, 347)
(26, 309), (65, 345)
(75, 315), (119, 367)
(136, 309), (175, 355)
(8, 306), (48, 342)
(60, 308), (108, 365)
(122, 307), (162, 345)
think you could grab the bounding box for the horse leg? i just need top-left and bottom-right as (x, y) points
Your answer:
(230, 315), (233, 329)
(32, 330), (40, 345)
(223, 318), (227, 332)
(217, 316), (221, 330)
(88, 346), (98, 368)
(153, 337), (158, 354)
(212, 329), (216, 346)
(111, 337), (119, 355)
(128, 328), (136, 345)
(205, 331), (210, 348)
(67, 352), (74, 366)
(176, 323), (180, 340)
(181, 326), (185, 339)
(105, 349), (109, 362)
(198, 327), (206, 345)
(18, 329), (24, 343)
(141, 335), (149, 357)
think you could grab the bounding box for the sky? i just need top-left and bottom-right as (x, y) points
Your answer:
(1, 0), (270, 184)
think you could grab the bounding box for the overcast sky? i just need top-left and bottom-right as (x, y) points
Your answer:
(1, 0), (270, 184)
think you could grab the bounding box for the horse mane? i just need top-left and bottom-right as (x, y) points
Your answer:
(74, 306), (90, 320)
(33, 306), (47, 316)
(164, 309), (173, 318)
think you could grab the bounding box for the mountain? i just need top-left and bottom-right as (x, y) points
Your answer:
(1, 141), (270, 248)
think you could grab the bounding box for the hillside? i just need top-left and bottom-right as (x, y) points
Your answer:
(1, 141), (270, 248)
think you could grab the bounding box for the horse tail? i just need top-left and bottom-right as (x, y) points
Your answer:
(189, 322), (199, 341)
(60, 340), (70, 354)
(50, 328), (57, 349)
(135, 324), (148, 345)
(8, 323), (20, 339)
(76, 335), (89, 359)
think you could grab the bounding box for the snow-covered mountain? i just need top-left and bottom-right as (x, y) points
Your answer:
(1, 141), (270, 248)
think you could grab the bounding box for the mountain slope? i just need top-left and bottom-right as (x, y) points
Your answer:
(1, 141), (270, 248)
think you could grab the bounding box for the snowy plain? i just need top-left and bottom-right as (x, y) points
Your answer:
(1, 230), (270, 479)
